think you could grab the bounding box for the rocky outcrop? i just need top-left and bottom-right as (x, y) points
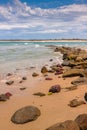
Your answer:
(62, 69), (87, 77)
(46, 120), (80, 130)
(11, 106), (41, 124)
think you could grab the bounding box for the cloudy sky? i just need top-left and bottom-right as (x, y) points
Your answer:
(0, 0), (87, 39)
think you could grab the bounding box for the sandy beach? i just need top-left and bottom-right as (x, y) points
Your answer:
(1, 45), (87, 130)
(0, 67), (87, 129)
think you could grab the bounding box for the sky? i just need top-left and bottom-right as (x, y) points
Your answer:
(0, 0), (87, 39)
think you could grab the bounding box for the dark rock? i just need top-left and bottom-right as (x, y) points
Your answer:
(6, 80), (14, 85)
(41, 66), (48, 74)
(7, 73), (12, 76)
(46, 120), (80, 130)
(33, 92), (46, 97)
(75, 114), (87, 130)
(49, 85), (61, 93)
(49, 59), (53, 62)
(65, 85), (77, 91)
(62, 69), (87, 78)
(22, 77), (27, 80)
(45, 78), (53, 80)
(32, 72), (39, 77)
(84, 93), (87, 102)
(68, 99), (86, 107)
(11, 106), (41, 124)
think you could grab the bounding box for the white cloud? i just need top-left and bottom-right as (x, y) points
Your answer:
(0, 0), (87, 36)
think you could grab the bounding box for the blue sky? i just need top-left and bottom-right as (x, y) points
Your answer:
(0, 0), (87, 39)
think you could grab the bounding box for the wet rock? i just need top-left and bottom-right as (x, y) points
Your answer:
(62, 69), (87, 78)
(84, 93), (87, 102)
(11, 106), (41, 124)
(68, 99), (86, 107)
(6, 80), (14, 85)
(49, 85), (61, 93)
(22, 77), (27, 80)
(32, 72), (39, 77)
(41, 66), (48, 74)
(75, 114), (87, 130)
(33, 92), (46, 97)
(46, 120), (80, 130)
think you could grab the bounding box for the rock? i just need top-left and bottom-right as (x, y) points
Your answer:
(6, 73), (12, 76)
(6, 80), (14, 85)
(45, 78), (53, 80)
(65, 85), (77, 91)
(0, 94), (9, 101)
(71, 77), (87, 85)
(49, 59), (53, 62)
(62, 69), (87, 78)
(75, 114), (87, 130)
(32, 72), (39, 77)
(22, 77), (27, 80)
(33, 92), (46, 97)
(68, 99), (86, 107)
(11, 106), (41, 124)
(84, 93), (87, 101)
(20, 87), (26, 90)
(41, 66), (48, 74)
(5, 92), (12, 98)
(46, 120), (80, 130)
(49, 85), (61, 93)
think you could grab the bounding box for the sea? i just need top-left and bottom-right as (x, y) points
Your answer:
(0, 41), (87, 75)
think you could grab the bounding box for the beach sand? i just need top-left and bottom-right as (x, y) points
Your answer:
(0, 71), (87, 130)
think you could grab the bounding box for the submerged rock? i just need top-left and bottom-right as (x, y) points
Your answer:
(11, 106), (41, 124)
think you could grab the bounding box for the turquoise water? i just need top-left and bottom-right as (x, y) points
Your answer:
(0, 41), (87, 75)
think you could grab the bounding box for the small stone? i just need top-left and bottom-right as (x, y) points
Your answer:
(84, 92), (87, 101)
(49, 85), (61, 93)
(32, 72), (39, 77)
(6, 80), (14, 85)
(33, 92), (46, 97)
(0, 94), (8, 101)
(22, 77), (27, 80)
(6, 73), (12, 76)
(5, 92), (12, 98)
(45, 78), (53, 80)
(20, 87), (26, 90)
(48, 92), (53, 95)
(41, 66), (48, 74)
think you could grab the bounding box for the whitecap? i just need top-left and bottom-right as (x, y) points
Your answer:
(24, 42), (28, 45)
(35, 44), (40, 48)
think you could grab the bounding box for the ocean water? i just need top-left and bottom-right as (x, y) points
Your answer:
(0, 41), (87, 75)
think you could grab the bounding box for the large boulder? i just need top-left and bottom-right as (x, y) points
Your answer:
(11, 106), (41, 124)
(75, 114), (87, 130)
(46, 120), (80, 130)
(62, 69), (87, 78)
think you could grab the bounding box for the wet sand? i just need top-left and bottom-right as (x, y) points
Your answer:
(0, 71), (87, 130)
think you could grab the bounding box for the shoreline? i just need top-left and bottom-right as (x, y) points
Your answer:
(0, 39), (87, 42)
